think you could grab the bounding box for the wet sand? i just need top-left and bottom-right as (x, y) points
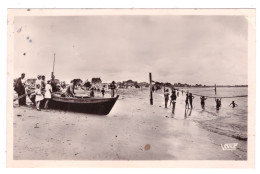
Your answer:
(13, 88), (247, 160)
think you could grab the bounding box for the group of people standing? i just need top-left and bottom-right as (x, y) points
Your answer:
(14, 73), (118, 111)
(14, 73), (55, 111)
(32, 75), (53, 111)
(164, 88), (177, 114)
(185, 93), (195, 109)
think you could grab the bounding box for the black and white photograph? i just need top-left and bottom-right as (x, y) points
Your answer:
(6, 9), (255, 167)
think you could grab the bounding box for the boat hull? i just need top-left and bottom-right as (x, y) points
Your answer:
(47, 95), (119, 115)
(28, 92), (119, 115)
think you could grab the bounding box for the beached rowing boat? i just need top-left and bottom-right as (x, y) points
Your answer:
(48, 93), (119, 115)
(28, 92), (119, 115)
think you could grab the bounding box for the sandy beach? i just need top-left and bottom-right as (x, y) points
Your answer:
(13, 88), (247, 160)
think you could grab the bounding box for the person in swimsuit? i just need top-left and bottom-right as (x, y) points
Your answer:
(185, 93), (189, 109)
(200, 96), (207, 109)
(189, 93), (195, 109)
(229, 101), (238, 108)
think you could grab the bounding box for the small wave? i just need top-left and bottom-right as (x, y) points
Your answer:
(197, 120), (247, 141)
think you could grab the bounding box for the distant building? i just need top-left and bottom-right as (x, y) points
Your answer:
(138, 82), (149, 88)
(91, 78), (102, 84)
(123, 80), (137, 88)
(91, 78), (102, 90)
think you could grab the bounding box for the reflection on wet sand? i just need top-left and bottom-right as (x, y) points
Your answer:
(184, 108), (193, 119)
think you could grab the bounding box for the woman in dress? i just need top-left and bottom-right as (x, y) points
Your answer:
(44, 80), (52, 109)
(35, 84), (44, 111)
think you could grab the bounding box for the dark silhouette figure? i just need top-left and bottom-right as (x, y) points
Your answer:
(14, 73), (26, 105)
(215, 98), (222, 110)
(164, 89), (170, 108)
(200, 96), (207, 109)
(101, 88), (105, 97)
(110, 81), (116, 97)
(170, 90), (177, 114)
(90, 88), (95, 97)
(189, 93), (195, 108)
(185, 93), (189, 109)
(229, 101), (238, 108)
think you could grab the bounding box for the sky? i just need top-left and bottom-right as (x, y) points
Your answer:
(14, 15), (248, 85)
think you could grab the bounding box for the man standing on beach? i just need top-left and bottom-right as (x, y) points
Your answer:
(50, 75), (58, 92)
(164, 89), (170, 108)
(110, 81), (116, 97)
(170, 90), (177, 114)
(189, 93), (195, 109)
(185, 93), (190, 109)
(14, 73), (26, 105)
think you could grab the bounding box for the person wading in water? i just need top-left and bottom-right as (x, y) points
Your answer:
(185, 93), (190, 109)
(189, 93), (195, 109)
(200, 96), (207, 109)
(215, 98), (222, 110)
(229, 101), (238, 108)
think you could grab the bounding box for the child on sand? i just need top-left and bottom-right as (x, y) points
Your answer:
(35, 84), (44, 111)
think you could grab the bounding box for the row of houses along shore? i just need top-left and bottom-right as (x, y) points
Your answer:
(14, 77), (150, 90)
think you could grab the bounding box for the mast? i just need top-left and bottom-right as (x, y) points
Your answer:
(149, 72), (153, 105)
(51, 53), (55, 78)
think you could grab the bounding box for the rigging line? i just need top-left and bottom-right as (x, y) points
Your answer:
(180, 90), (247, 98)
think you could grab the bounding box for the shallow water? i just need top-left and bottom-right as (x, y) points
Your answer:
(176, 87), (248, 140)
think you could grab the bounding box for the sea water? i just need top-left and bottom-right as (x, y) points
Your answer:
(179, 87), (248, 140)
